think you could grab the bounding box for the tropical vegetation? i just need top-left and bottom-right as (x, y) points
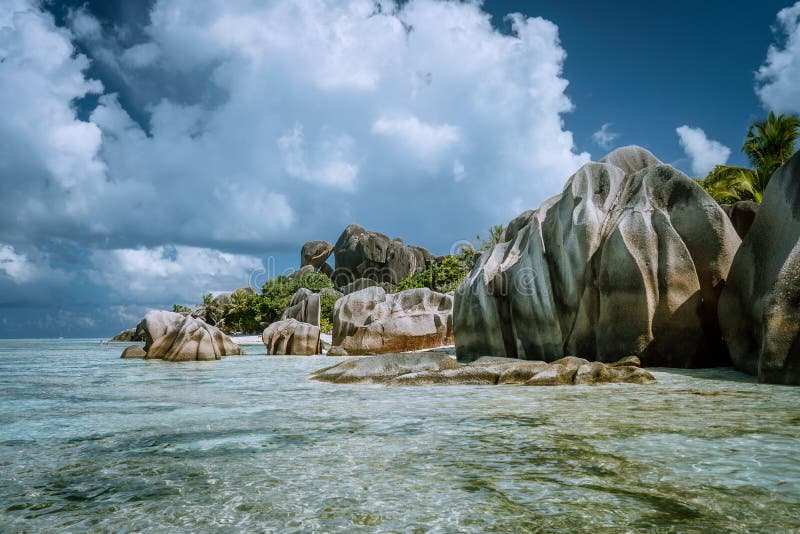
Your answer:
(698, 112), (800, 203)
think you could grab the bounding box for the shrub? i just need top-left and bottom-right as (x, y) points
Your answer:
(319, 292), (340, 334)
(395, 250), (474, 294)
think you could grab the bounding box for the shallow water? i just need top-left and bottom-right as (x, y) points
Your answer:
(1, 340), (799, 532)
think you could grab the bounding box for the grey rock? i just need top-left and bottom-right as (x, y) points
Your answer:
(120, 345), (146, 359)
(455, 146), (740, 368)
(136, 311), (243, 361)
(262, 318), (321, 355)
(722, 201), (759, 239)
(289, 265), (316, 280)
(310, 352), (461, 384)
(281, 288), (321, 327)
(301, 240), (334, 270)
(332, 286), (454, 354)
(339, 277), (379, 295)
(719, 152), (800, 385)
(332, 224), (434, 287)
(327, 345), (349, 356)
(109, 328), (142, 342)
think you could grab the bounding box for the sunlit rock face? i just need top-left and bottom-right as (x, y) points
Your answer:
(262, 318), (321, 356)
(720, 152), (800, 385)
(455, 146), (741, 367)
(332, 286), (454, 354)
(134, 311), (243, 361)
(282, 288), (321, 327)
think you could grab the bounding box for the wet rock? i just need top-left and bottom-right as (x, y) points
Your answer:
(311, 352), (460, 384)
(120, 345), (146, 359)
(607, 355), (641, 368)
(263, 318), (320, 355)
(327, 345), (349, 356)
(389, 366), (499, 386)
(455, 146), (740, 368)
(136, 311), (243, 361)
(525, 364), (577, 386)
(720, 152), (800, 385)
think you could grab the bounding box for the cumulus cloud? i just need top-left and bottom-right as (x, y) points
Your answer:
(675, 125), (731, 176)
(592, 123), (619, 150)
(89, 246), (264, 303)
(0, 0), (591, 335)
(756, 2), (800, 113)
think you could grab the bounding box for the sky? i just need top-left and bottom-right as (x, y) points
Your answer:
(1, 0), (799, 337)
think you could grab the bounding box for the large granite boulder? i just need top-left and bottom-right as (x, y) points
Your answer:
(340, 277), (379, 295)
(262, 318), (321, 355)
(132, 311), (243, 361)
(331, 224), (435, 287)
(301, 241), (334, 270)
(455, 146), (741, 367)
(719, 153), (800, 385)
(281, 288), (321, 326)
(332, 286), (454, 354)
(310, 352), (655, 386)
(120, 345), (146, 359)
(722, 201), (759, 238)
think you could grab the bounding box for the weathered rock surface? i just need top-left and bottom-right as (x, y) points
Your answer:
(133, 311), (243, 362)
(722, 201), (759, 238)
(281, 288), (321, 327)
(332, 224), (434, 287)
(332, 286), (454, 354)
(340, 277), (379, 295)
(455, 146), (741, 368)
(109, 328), (143, 342)
(719, 152), (800, 385)
(289, 265), (316, 280)
(263, 318), (321, 355)
(327, 345), (349, 356)
(311, 352), (655, 386)
(120, 345), (146, 359)
(301, 241), (334, 270)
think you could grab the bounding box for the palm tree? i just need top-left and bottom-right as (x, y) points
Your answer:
(699, 112), (800, 203)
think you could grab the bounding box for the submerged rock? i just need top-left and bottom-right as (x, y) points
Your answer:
(133, 311), (243, 362)
(719, 152), (800, 385)
(263, 318), (321, 355)
(455, 146), (740, 368)
(120, 345), (146, 359)
(311, 353), (655, 386)
(332, 286), (454, 354)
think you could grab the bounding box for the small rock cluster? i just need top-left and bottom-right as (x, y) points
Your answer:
(311, 352), (654, 386)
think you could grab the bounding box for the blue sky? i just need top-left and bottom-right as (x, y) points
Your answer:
(1, 0), (799, 337)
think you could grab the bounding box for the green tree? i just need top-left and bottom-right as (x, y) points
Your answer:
(171, 304), (192, 314)
(699, 112), (800, 203)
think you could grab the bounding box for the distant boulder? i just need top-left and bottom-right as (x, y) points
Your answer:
(109, 328), (143, 342)
(301, 240), (334, 270)
(281, 288), (321, 326)
(339, 277), (379, 295)
(721, 201), (759, 238)
(289, 265), (316, 280)
(263, 318), (321, 355)
(332, 286), (454, 354)
(331, 224), (434, 287)
(720, 152), (800, 385)
(455, 146), (741, 367)
(132, 310), (243, 362)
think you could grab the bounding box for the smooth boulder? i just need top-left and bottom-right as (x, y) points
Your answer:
(332, 224), (434, 287)
(120, 345), (146, 359)
(332, 286), (454, 354)
(301, 241), (333, 270)
(281, 288), (321, 326)
(719, 152), (800, 384)
(263, 318), (321, 355)
(136, 311), (243, 361)
(455, 146), (741, 368)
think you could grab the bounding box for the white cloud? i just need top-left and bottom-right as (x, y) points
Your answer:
(756, 2), (800, 113)
(277, 124), (359, 191)
(89, 246), (263, 303)
(592, 123), (619, 150)
(372, 115), (461, 169)
(0, 244), (68, 284)
(676, 125), (731, 176)
(120, 42), (160, 69)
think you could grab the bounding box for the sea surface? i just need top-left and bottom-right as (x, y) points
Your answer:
(1, 339), (799, 532)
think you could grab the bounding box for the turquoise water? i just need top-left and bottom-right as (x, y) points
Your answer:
(1, 340), (799, 532)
